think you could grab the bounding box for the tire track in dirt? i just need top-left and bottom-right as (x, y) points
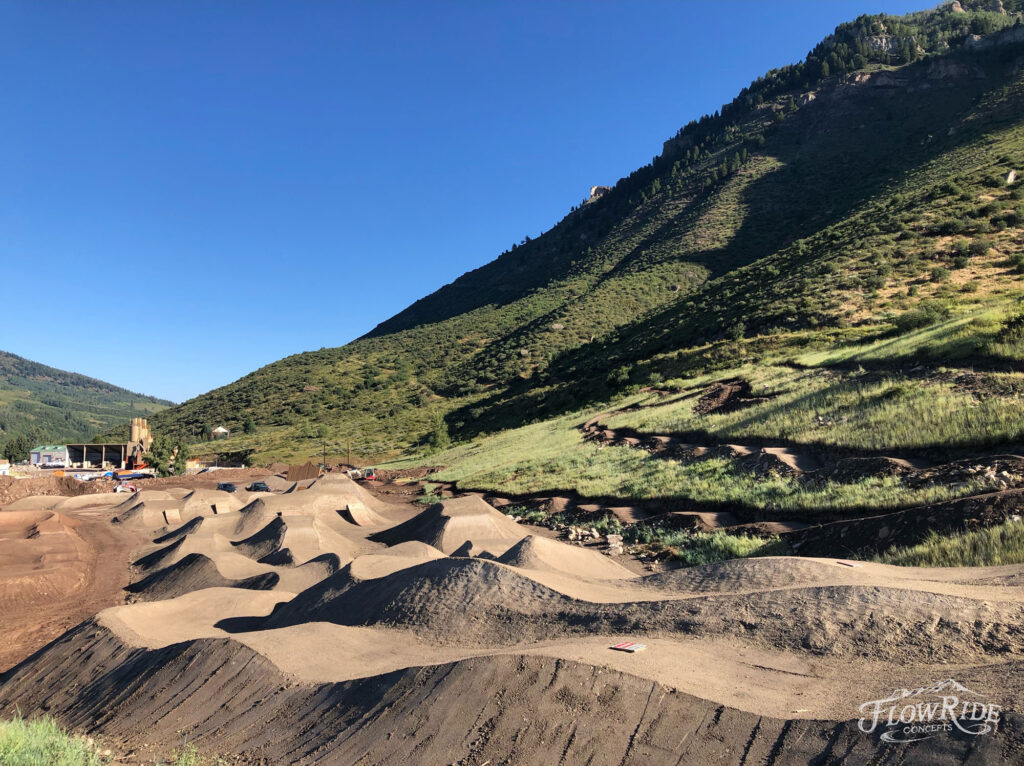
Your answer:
(0, 504), (140, 672)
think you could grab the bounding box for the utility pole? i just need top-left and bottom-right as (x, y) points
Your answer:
(323, 440), (327, 472)
(347, 438), (351, 467)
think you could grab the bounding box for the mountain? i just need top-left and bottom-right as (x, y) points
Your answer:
(148, 0), (1024, 462)
(0, 351), (172, 453)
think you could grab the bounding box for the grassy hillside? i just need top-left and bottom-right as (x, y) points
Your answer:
(0, 351), (171, 455)
(150, 1), (1024, 465)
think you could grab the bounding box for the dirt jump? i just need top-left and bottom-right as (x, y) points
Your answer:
(1, 471), (1023, 763)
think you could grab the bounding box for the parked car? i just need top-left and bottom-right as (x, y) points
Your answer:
(246, 481), (270, 492)
(217, 482), (237, 492)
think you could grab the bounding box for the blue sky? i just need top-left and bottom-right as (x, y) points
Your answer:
(2, 0), (926, 403)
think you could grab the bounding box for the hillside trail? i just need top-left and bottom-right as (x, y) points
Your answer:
(431, 387), (1024, 535)
(579, 388), (935, 474)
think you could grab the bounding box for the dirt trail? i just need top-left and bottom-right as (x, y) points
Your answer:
(0, 504), (140, 672)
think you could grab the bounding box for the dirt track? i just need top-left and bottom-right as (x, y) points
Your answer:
(0, 501), (138, 672)
(1, 474), (1023, 763)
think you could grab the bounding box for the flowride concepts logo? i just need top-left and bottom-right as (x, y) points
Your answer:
(858, 679), (1001, 743)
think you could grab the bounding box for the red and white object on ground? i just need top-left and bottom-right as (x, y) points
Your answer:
(610, 641), (647, 653)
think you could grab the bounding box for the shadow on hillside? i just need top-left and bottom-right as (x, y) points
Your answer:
(452, 44), (1024, 439)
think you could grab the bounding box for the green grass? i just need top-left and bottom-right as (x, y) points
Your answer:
(503, 505), (548, 524)
(589, 514), (787, 565)
(605, 363), (1024, 451)
(0, 716), (223, 766)
(877, 520), (1024, 567)
(382, 402), (992, 515)
(416, 482), (444, 505)
(663, 530), (786, 566)
(0, 716), (103, 766)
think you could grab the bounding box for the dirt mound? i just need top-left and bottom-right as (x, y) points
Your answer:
(261, 474), (294, 492)
(741, 447), (820, 476)
(180, 489), (245, 519)
(828, 456), (914, 479)
(497, 535), (635, 580)
(0, 511), (89, 606)
(638, 556), (860, 594)
(126, 553), (278, 602)
(695, 379), (770, 415)
(133, 535), (187, 570)
(111, 499), (184, 528)
(152, 516), (204, 544)
(0, 475), (118, 507)
(372, 465), (444, 482)
(100, 588), (287, 647)
(336, 500), (391, 526)
(258, 557), (572, 642)
(2, 623), (1021, 765)
(114, 490), (177, 510)
(241, 553), (1024, 660)
(345, 541), (447, 581)
(370, 495), (527, 556)
(51, 493), (123, 511)
(231, 516), (287, 561)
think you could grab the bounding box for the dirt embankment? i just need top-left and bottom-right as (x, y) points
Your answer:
(5, 622), (1022, 765)
(0, 475), (117, 506)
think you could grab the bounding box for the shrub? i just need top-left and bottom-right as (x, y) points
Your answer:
(930, 266), (950, 282)
(970, 239), (995, 257)
(893, 301), (949, 332)
(937, 219), (964, 235)
(997, 310), (1024, 341)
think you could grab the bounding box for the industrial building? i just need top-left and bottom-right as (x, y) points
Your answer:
(30, 445), (68, 466)
(57, 418), (156, 470)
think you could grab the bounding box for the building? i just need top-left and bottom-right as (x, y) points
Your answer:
(0, 459), (9, 476)
(30, 445), (68, 467)
(64, 418), (156, 470)
(65, 443), (135, 469)
(212, 426), (230, 439)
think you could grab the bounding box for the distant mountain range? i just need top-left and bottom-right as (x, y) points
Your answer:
(0, 350), (172, 452)
(146, 0), (1024, 461)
